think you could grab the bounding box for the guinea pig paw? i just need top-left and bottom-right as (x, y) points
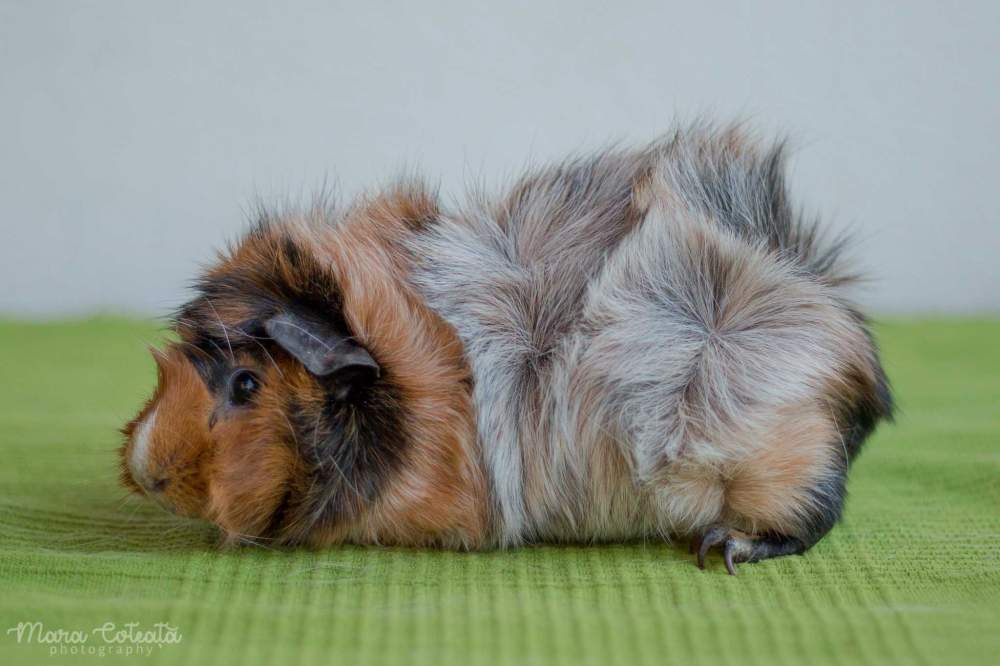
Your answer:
(690, 526), (807, 575)
(691, 526), (747, 575)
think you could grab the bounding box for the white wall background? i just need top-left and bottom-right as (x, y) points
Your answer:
(1, 0), (997, 317)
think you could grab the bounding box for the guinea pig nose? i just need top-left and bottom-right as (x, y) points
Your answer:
(143, 477), (169, 493)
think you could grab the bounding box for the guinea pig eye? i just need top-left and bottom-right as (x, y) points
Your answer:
(227, 369), (260, 406)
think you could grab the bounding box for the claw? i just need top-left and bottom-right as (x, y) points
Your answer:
(723, 541), (738, 576)
(689, 527), (806, 573)
(696, 526), (729, 570)
(691, 526), (750, 574)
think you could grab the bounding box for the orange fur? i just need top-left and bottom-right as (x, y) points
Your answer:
(654, 402), (841, 538)
(723, 406), (839, 535)
(311, 192), (489, 547)
(123, 189), (490, 548)
(120, 347), (213, 518)
(205, 356), (311, 541)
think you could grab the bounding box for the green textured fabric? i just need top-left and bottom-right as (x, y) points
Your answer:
(0, 318), (997, 665)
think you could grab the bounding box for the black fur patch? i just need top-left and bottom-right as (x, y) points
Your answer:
(840, 312), (896, 461)
(796, 461), (849, 549)
(280, 380), (409, 542)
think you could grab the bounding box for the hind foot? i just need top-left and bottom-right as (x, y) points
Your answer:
(689, 525), (807, 575)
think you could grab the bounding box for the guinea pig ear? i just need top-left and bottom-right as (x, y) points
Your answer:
(264, 312), (380, 383)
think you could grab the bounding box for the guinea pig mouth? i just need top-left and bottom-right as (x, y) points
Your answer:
(123, 462), (202, 519)
(126, 473), (180, 514)
(125, 461), (181, 514)
(142, 488), (176, 513)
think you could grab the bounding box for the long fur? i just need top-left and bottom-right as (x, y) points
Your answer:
(407, 124), (891, 546)
(121, 124), (893, 559)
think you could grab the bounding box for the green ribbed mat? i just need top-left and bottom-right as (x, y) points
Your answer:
(0, 318), (997, 665)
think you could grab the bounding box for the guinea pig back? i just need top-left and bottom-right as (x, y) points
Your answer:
(120, 125), (892, 572)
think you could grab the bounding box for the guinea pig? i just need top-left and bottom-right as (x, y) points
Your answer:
(120, 124), (892, 573)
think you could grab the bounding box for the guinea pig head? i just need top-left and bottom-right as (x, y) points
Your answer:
(121, 310), (383, 539)
(120, 211), (487, 548)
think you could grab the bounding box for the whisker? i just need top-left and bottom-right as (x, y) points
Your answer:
(204, 297), (235, 363)
(310, 408), (365, 523)
(245, 335), (284, 379)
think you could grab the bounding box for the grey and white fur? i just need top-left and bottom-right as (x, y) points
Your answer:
(406, 124), (892, 566)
